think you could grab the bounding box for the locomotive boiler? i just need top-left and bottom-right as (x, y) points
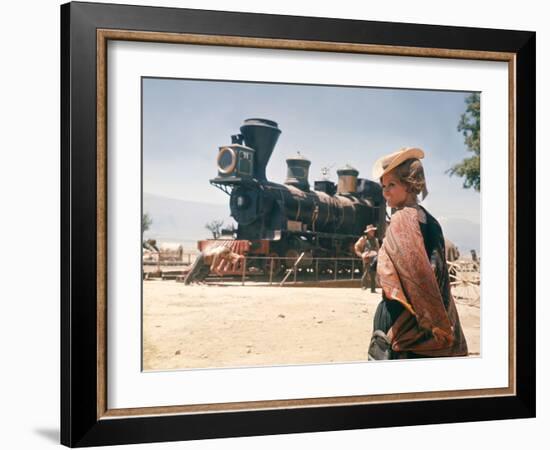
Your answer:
(209, 118), (386, 269)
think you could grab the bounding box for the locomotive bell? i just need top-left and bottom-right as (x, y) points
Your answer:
(240, 118), (281, 182)
(285, 152), (311, 191)
(337, 164), (359, 195)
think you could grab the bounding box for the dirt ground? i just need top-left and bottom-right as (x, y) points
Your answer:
(142, 281), (480, 371)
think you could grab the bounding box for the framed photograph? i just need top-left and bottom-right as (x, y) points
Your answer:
(61, 1), (535, 447)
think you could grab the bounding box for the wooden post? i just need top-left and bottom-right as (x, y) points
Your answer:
(280, 253), (305, 287)
(351, 258), (355, 280)
(241, 256), (246, 286)
(334, 260), (337, 280)
(269, 257), (274, 286)
(315, 258), (319, 282)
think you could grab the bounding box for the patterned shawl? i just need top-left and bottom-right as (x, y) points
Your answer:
(377, 206), (468, 357)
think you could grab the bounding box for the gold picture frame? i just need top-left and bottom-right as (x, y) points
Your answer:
(62, 2), (534, 446)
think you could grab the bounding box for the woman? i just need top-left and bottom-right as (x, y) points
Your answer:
(368, 147), (468, 360)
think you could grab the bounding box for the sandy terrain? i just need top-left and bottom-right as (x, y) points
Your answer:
(143, 281), (480, 371)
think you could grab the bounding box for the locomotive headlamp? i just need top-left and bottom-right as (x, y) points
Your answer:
(213, 144), (255, 181)
(217, 147), (237, 174)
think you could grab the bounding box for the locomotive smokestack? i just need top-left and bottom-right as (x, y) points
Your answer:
(240, 118), (281, 182)
(337, 164), (359, 195)
(285, 152), (311, 191)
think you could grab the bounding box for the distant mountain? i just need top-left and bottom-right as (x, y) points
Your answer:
(143, 192), (480, 257)
(437, 216), (480, 256)
(143, 193), (235, 246)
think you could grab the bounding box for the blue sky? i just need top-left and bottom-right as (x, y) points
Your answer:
(142, 77), (480, 251)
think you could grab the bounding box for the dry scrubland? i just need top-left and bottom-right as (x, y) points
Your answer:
(143, 281), (480, 370)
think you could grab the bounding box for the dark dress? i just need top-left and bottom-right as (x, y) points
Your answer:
(372, 205), (451, 359)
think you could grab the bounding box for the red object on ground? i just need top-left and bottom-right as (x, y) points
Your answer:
(196, 239), (257, 276)
(197, 239), (258, 255)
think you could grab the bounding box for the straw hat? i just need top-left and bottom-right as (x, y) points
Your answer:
(364, 224), (377, 234)
(372, 147), (425, 180)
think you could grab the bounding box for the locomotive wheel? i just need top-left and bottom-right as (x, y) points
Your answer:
(284, 249), (300, 268)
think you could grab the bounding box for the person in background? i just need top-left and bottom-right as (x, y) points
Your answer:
(354, 225), (379, 292)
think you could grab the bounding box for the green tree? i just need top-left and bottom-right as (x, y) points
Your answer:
(447, 92), (480, 191)
(142, 213), (153, 234)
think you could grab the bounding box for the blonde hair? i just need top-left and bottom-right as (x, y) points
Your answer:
(391, 158), (428, 200)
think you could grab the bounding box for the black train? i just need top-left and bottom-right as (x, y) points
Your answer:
(210, 118), (386, 268)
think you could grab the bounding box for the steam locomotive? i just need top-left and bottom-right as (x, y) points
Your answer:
(209, 118), (386, 271)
